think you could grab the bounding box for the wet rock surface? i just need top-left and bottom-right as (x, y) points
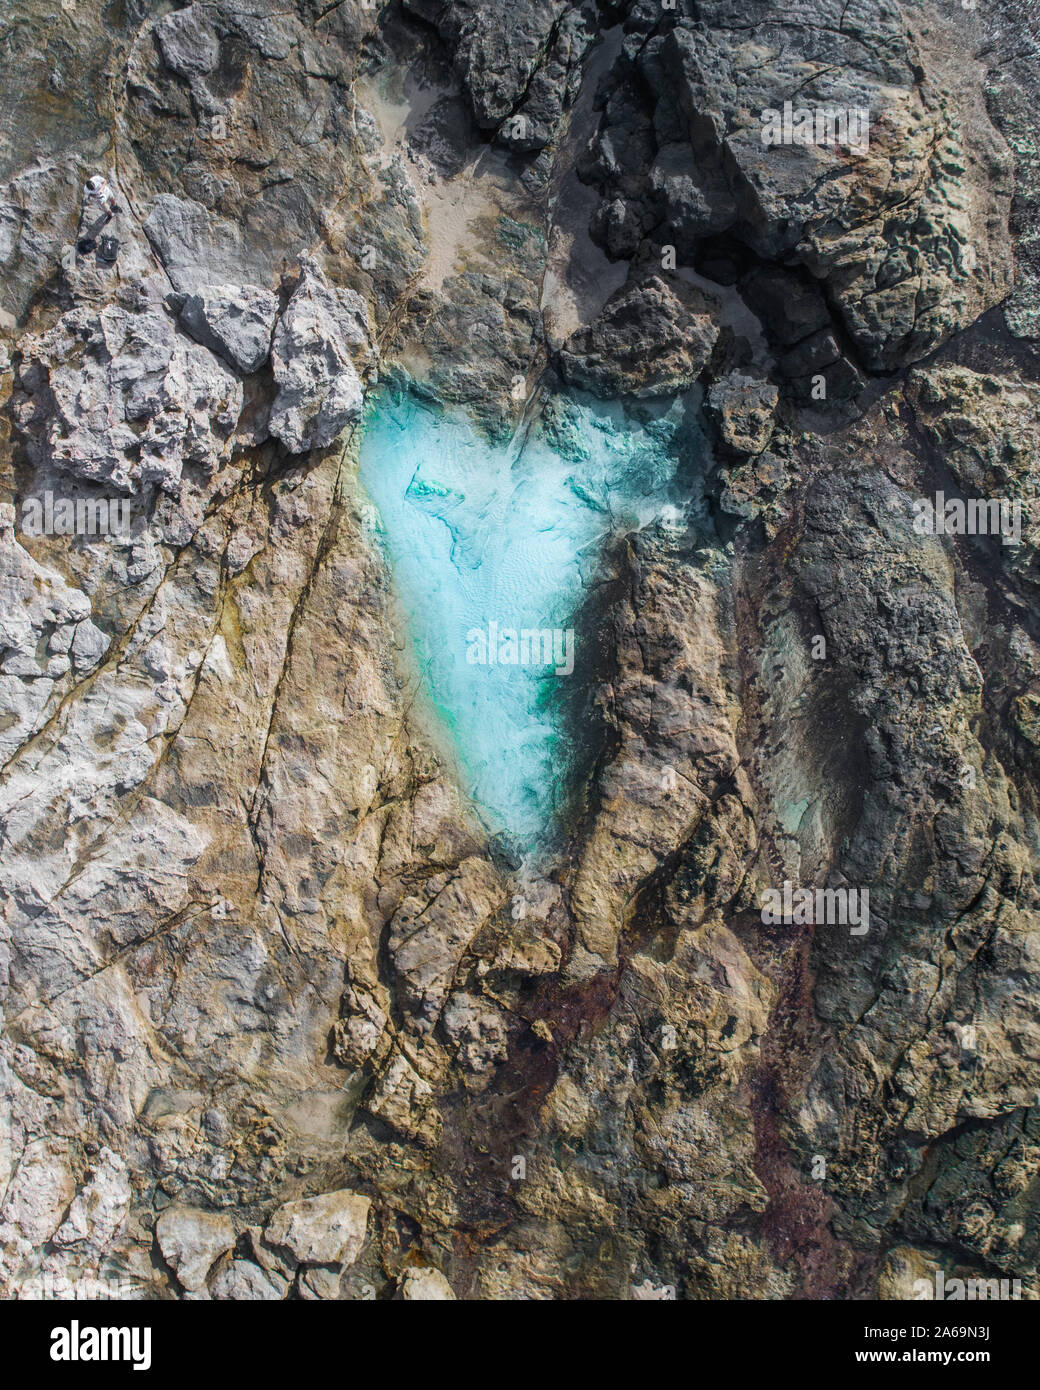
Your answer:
(0, 0), (1038, 1304)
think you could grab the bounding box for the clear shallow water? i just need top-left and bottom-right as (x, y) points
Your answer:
(359, 385), (704, 844)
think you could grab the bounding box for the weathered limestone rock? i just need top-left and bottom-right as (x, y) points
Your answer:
(906, 366), (1040, 592)
(388, 856), (507, 1028)
(179, 284), (279, 375)
(264, 1191), (371, 1269)
(441, 992), (509, 1078)
(144, 196), (275, 297)
(268, 258), (373, 453)
(52, 1148), (131, 1256)
(0, 510), (106, 761)
(399, 1266), (456, 1300)
(154, 5), (222, 79)
(210, 1259), (289, 1301)
(155, 1207), (235, 1293)
(568, 544), (747, 978)
(297, 1265), (343, 1300)
(16, 303), (242, 494)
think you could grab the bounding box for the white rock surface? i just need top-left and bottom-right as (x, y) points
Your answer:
(18, 304), (242, 495)
(268, 257), (372, 453)
(209, 1258), (288, 1301)
(399, 1266), (456, 1300)
(52, 1147), (131, 1254)
(179, 283), (279, 375)
(155, 1206), (235, 1292)
(263, 1190), (371, 1268)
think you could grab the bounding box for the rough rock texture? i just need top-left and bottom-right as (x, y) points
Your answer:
(156, 1206), (235, 1292)
(404, 0), (597, 149)
(179, 284), (280, 375)
(558, 273), (719, 397)
(263, 1190), (370, 1267)
(581, 0), (1014, 371)
(707, 371), (779, 456)
(268, 257), (374, 453)
(398, 1264), (456, 1299)
(0, 0), (1039, 1306)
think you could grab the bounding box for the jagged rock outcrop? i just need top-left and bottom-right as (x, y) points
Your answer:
(581, 0), (1014, 371)
(403, 0), (597, 150)
(267, 257), (374, 453)
(178, 284), (280, 376)
(16, 302), (242, 496)
(706, 371), (779, 457)
(558, 273), (719, 397)
(0, 0), (1038, 1306)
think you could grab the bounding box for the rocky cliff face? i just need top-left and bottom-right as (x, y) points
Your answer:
(0, 0), (1038, 1302)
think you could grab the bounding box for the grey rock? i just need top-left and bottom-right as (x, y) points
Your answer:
(405, 0), (584, 147)
(706, 372), (779, 456)
(558, 274), (719, 398)
(268, 258), (373, 453)
(0, 161), (80, 323)
(154, 6), (221, 80)
(583, 2), (1014, 370)
(179, 283), (279, 374)
(17, 302), (242, 495)
(209, 1259), (288, 1301)
(740, 266), (831, 349)
(297, 1265), (342, 1300)
(50, 1145), (130, 1256)
(0, 511), (96, 761)
(70, 619), (110, 672)
(144, 196), (274, 297)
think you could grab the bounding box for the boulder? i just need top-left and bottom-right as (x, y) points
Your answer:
(209, 1259), (288, 1301)
(155, 1207), (235, 1293)
(398, 1266), (456, 1300)
(706, 372), (779, 456)
(268, 258), (372, 453)
(179, 284), (279, 375)
(263, 1190), (371, 1268)
(558, 274), (719, 399)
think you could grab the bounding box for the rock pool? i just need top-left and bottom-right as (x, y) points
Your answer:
(359, 384), (707, 844)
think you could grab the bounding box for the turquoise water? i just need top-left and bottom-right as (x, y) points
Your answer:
(358, 385), (704, 844)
